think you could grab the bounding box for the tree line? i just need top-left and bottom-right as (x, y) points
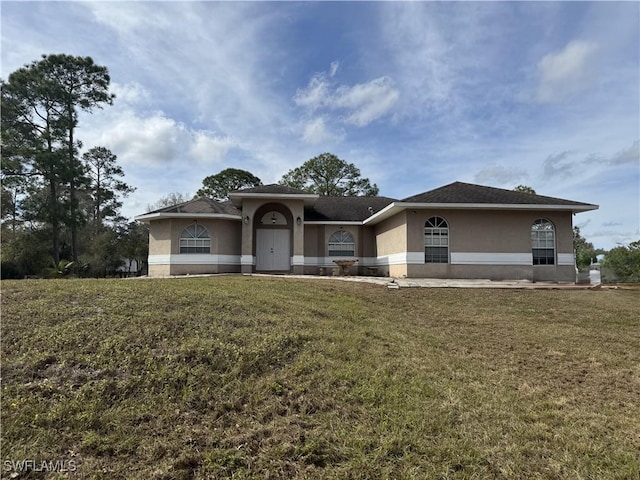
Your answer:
(1, 54), (146, 278)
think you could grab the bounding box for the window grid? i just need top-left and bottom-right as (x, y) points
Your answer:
(531, 219), (555, 265)
(180, 224), (211, 254)
(425, 217), (449, 264)
(328, 231), (355, 257)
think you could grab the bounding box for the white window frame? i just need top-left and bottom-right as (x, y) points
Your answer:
(328, 230), (355, 257)
(179, 224), (211, 254)
(531, 219), (555, 265)
(425, 216), (449, 264)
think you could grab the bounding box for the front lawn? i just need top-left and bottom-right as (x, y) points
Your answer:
(1, 277), (638, 479)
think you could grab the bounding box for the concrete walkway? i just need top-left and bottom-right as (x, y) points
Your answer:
(249, 273), (597, 290)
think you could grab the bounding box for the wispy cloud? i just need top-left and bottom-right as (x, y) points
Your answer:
(474, 165), (528, 186)
(294, 63), (399, 130)
(609, 140), (639, 166)
(536, 40), (598, 103)
(301, 117), (344, 145)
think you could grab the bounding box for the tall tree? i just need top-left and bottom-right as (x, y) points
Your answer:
(2, 67), (68, 264)
(82, 146), (135, 233)
(196, 168), (262, 201)
(279, 153), (379, 196)
(1, 55), (114, 264)
(42, 54), (115, 262)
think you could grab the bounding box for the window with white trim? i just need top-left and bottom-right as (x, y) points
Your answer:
(425, 216), (449, 263)
(179, 224), (210, 254)
(328, 231), (355, 256)
(531, 219), (555, 265)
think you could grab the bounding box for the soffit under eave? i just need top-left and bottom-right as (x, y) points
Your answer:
(363, 203), (598, 225)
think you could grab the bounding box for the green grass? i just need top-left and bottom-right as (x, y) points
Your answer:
(1, 277), (639, 479)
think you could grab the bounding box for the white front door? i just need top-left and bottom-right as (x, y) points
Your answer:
(256, 229), (290, 271)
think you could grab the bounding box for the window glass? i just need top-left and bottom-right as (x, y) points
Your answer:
(328, 230), (355, 256)
(180, 224), (211, 254)
(425, 217), (449, 263)
(531, 219), (555, 265)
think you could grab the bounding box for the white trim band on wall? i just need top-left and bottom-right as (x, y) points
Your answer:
(451, 252), (532, 265)
(241, 255), (255, 266)
(557, 253), (576, 266)
(149, 254), (242, 265)
(377, 252), (425, 266)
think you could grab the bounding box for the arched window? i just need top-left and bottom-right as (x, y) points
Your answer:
(328, 230), (355, 256)
(425, 216), (449, 263)
(179, 224), (210, 254)
(531, 219), (555, 265)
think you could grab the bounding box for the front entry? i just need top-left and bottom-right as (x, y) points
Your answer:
(256, 229), (290, 271)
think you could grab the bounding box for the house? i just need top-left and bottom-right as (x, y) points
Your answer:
(135, 181), (598, 282)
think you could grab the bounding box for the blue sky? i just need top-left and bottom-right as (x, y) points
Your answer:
(2, 1), (638, 250)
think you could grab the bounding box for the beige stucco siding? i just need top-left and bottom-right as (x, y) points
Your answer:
(147, 218), (242, 277)
(374, 211), (408, 277)
(403, 209), (575, 281)
(149, 219), (172, 255)
(374, 212), (408, 255)
(406, 210), (574, 254)
(303, 225), (321, 257)
(216, 219), (242, 255)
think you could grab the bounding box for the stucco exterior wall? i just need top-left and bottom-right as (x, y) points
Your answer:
(149, 219), (172, 255)
(374, 211), (408, 277)
(146, 203), (578, 282)
(402, 209), (576, 281)
(147, 218), (242, 277)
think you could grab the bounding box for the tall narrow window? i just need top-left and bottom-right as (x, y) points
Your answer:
(328, 231), (355, 256)
(425, 216), (449, 263)
(531, 219), (555, 265)
(179, 224), (210, 254)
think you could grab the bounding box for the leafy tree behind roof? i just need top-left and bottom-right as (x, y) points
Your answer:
(279, 152), (379, 196)
(196, 168), (262, 201)
(513, 185), (537, 194)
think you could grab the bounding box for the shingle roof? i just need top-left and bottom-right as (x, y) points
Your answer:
(402, 182), (596, 207)
(305, 196), (398, 221)
(234, 184), (311, 195)
(146, 197), (240, 215)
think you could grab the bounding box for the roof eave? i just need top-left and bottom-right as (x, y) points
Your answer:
(304, 220), (363, 225)
(134, 212), (242, 223)
(229, 192), (320, 208)
(363, 202), (599, 225)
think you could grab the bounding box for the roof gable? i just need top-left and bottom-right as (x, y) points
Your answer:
(143, 197), (240, 216)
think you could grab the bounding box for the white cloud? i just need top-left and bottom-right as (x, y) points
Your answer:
(301, 117), (344, 145)
(293, 74), (331, 110)
(294, 64), (399, 128)
(329, 60), (340, 77)
(189, 132), (236, 164)
(334, 77), (400, 127)
(110, 82), (150, 106)
(537, 40), (598, 103)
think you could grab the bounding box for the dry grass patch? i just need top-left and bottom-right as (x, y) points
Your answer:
(1, 277), (638, 479)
